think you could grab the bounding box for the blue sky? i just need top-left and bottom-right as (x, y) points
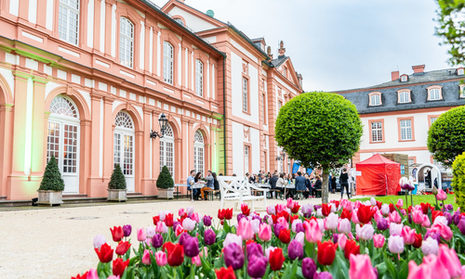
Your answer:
(152, 0), (451, 91)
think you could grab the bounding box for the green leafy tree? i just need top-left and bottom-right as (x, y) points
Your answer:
(453, 151), (465, 212)
(157, 165), (174, 189)
(275, 92), (363, 203)
(109, 164), (127, 190)
(39, 157), (65, 191)
(428, 106), (465, 167)
(436, 0), (465, 65)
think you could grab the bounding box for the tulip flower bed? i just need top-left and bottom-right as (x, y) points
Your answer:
(73, 197), (465, 279)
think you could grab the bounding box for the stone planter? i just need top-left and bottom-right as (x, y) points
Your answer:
(158, 188), (174, 199)
(37, 190), (63, 206)
(107, 189), (127, 202)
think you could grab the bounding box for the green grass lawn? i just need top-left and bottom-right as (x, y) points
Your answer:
(353, 194), (457, 209)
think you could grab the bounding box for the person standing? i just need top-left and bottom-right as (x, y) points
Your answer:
(340, 168), (350, 199)
(187, 170), (195, 197)
(330, 175), (337, 194)
(295, 171), (306, 199)
(193, 172), (204, 200)
(313, 176), (322, 197)
(201, 170), (214, 200)
(276, 173), (286, 199)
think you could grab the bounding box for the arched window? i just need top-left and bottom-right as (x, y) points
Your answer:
(397, 90), (411, 104)
(194, 130), (205, 174)
(163, 42), (174, 85)
(427, 86), (443, 101)
(58, 0), (80, 45)
(160, 124), (175, 177)
(47, 95), (80, 193)
(368, 92), (382, 106)
(120, 17), (134, 68)
(114, 111), (135, 192)
(195, 59), (204, 97)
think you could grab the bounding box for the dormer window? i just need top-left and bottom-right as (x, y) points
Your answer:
(400, 74), (408, 82)
(427, 85), (443, 101)
(368, 92), (382, 106)
(460, 84), (465, 98)
(397, 90), (411, 104)
(457, 67), (464, 76)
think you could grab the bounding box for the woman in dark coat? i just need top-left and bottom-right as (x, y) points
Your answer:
(340, 168), (350, 199)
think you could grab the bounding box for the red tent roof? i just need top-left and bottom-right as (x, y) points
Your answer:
(356, 154), (400, 166)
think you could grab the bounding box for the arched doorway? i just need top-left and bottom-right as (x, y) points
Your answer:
(194, 130), (205, 175)
(47, 95), (80, 193)
(416, 163), (442, 192)
(114, 111), (135, 192)
(160, 124), (175, 178)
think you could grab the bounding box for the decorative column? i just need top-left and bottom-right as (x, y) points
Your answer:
(141, 108), (154, 195)
(87, 93), (104, 197)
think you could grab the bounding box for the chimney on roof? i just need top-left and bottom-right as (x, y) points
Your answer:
(391, 70), (399, 81)
(278, 40), (286, 57)
(412, 64), (425, 74)
(267, 46), (273, 60)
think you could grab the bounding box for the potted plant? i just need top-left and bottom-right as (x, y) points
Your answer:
(108, 165), (127, 202)
(38, 157), (64, 206)
(157, 166), (174, 199)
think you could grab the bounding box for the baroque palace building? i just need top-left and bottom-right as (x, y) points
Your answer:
(0, 0), (303, 200)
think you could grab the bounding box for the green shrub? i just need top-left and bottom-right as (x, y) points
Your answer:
(428, 106), (465, 167)
(39, 157), (65, 191)
(157, 166), (174, 189)
(275, 92), (363, 203)
(109, 165), (127, 190)
(452, 151), (465, 212)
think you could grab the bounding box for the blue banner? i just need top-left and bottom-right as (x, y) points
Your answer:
(292, 162), (300, 174)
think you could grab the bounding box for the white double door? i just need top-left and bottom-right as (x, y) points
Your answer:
(47, 118), (80, 194)
(114, 129), (135, 192)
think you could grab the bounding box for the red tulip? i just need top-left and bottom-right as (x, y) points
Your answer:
(412, 233), (422, 248)
(344, 239), (360, 259)
(420, 203), (432, 214)
(269, 248), (285, 271)
(317, 241), (337, 266)
(163, 242), (184, 266)
(357, 205), (375, 224)
(165, 213), (174, 227)
(224, 208), (233, 220)
(218, 209), (225, 220)
(341, 208), (353, 220)
(110, 226), (124, 242)
(115, 241), (131, 256)
(278, 229), (291, 244)
(291, 203), (301, 214)
(215, 266), (237, 279)
(153, 216), (160, 225)
(112, 258), (129, 276)
(432, 210), (443, 223)
(94, 243), (114, 263)
(241, 204), (250, 216)
(71, 271), (88, 279)
(321, 204), (331, 217)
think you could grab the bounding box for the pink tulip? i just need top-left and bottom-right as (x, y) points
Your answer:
(93, 235), (106, 249)
(142, 250), (152, 265)
(421, 237), (438, 255)
(408, 254), (453, 279)
(381, 204), (390, 216)
(182, 218), (196, 232)
(349, 254), (377, 279)
(156, 221), (168, 234)
(351, 210), (360, 224)
(389, 223), (403, 236)
(325, 213), (339, 231)
(286, 198), (294, 208)
(137, 228), (146, 242)
(175, 224), (184, 237)
(190, 212), (200, 223)
(146, 226), (156, 238)
(250, 219), (260, 234)
(411, 208), (424, 225)
(223, 233), (243, 248)
(292, 219), (303, 233)
(397, 199), (403, 208)
(155, 251), (167, 266)
(388, 235), (404, 254)
(277, 216), (289, 229)
(178, 208), (186, 217)
(389, 211), (402, 224)
(437, 245), (463, 277)
(428, 223), (453, 241)
(304, 219), (322, 243)
(437, 189), (447, 201)
(237, 218), (254, 240)
(266, 205), (276, 215)
(357, 224), (374, 241)
(373, 234), (385, 248)
(258, 223), (272, 242)
(401, 226), (416, 245)
(191, 255), (201, 267)
(338, 233), (348, 250)
(86, 269), (98, 279)
(338, 218), (351, 234)
(107, 276), (120, 279)
(295, 232), (305, 245)
(421, 215), (431, 228)
(433, 216), (448, 226)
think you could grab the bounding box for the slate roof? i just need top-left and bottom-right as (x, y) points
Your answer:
(336, 68), (465, 114)
(271, 55), (288, 68)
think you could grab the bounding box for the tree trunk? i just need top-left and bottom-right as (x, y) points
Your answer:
(322, 169), (329, 204)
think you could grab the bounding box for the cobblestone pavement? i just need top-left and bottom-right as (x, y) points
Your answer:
(0, 193), (343, 278)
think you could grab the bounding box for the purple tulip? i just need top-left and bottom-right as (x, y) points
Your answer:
(151, 233), (163, 248)
(247, 254), (267, 278)
(295, 223), (305, 234)
(246, 242), (263, 261)
(315, 271), (333, 279)
(302, 257), (317, 279)
(444, 204), (453, 212)
(274, 223), (285, 237)
(183, 235), (199, 258)
(122, 225), (132, 237)
(204, 229), (216, 245)
(224, 243), (244, 270)
(173, 221), (180, 231)
(288, 240), (303, 260)
(179, 232), (188, 245)
(452, 210), (462, 225)
(237, 213), (246, 222)
(424, 230), (441, 243)
(332, 233), (339, 244)
(203, 215), (212, 227)
(444, 212), (452, 225)
(252, 215), (262, 222)
(377, 217), (388, 231)
(458, 217), (465, 235)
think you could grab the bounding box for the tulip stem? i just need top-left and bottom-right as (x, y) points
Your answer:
(405, 191), (408, 208)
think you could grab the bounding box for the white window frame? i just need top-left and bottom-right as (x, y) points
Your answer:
(113, 111), (135, 178)
(369, 93), (382, 106)
(244, 145), (250, 175)
(160, 124), (175, 178)
(371, 121), (383, 142)
(428, 87), (442, 101)
(242, 76), (249, 112)
(458, 68), (464, 76)
(400, 75), (408, 82)
(195, 59), (204, 97)
(163, 42), (174, 85)
(398, 90), (411, 104)
(400, 119), (413, 141)
(460, 84), (465, 98)
(119, 17), (134, 68)
(193, 130), (205, 175)
(58, 0), (80, 45)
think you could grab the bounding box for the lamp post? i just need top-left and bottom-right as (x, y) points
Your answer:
(150, 113), (168, 139)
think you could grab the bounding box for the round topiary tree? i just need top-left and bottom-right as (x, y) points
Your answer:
(157, 165), (174, 189)
(428, 106), (465, 167)
(275, 92), (363, 203)
(452, 151), (465, 212)
(39, 156), (65, 191)
(109, 164), (127, 190)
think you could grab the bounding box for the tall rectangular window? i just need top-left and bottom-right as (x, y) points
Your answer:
(262, 94), (267, 124)
(244, 145), (250, 174)
(58, 0), (79, 45)
(400, 119), (413, 140)
(371, 121), (383, 142)
(460, 84), (465, 98)
(195, 59), (203, 97)
(242, 77), (249, 112)
(119, 17), (134, 68)
(163, 42), (174, 85)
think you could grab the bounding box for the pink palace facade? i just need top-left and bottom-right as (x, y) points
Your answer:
(0, 0), (303, 200)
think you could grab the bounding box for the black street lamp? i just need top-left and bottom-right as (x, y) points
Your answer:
(150, 113), (168, 139)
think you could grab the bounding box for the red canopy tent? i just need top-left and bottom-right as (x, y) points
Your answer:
(355, 154), (401, 196)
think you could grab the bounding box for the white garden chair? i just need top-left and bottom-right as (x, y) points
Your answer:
(218, 176), (268, 210)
